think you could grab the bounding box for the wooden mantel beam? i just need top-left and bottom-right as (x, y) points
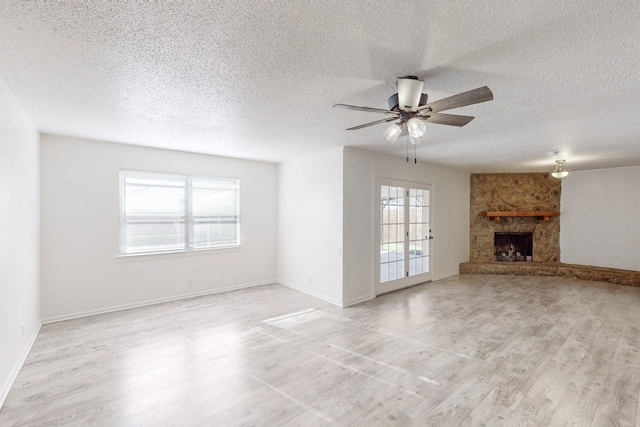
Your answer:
(481, 211), (560, 221)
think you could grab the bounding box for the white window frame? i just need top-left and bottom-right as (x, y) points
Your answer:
(119, 169), (240, 255)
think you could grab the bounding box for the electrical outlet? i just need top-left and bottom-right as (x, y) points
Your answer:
(21, 324), (24, 338)
(309, 276), (313, 284)
(187, 278), (194, 287)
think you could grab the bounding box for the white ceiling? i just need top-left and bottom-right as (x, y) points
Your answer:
(1, 1), (639, 172)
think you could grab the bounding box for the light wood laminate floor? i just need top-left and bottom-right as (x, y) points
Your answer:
(2, 274), (640, 426)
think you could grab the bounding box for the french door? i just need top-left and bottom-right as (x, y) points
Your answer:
(376, 179), (432, 295)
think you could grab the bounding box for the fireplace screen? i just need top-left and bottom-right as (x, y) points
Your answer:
(494, 232), (533, 262)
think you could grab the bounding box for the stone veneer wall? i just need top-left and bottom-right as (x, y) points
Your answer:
(470, 173), (561, 263)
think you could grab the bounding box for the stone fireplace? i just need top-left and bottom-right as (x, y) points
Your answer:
(469, 173), (560, 263)
(462, 173), (640, 288)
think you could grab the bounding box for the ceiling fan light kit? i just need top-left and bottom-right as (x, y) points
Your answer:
(407, 117), (427, 139)
(383, 122), (402, 143)
(334, 75), (494, 145)
(551, 159), (571, 179)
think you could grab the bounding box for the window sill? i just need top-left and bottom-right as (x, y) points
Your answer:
(115, 245), (241, 262)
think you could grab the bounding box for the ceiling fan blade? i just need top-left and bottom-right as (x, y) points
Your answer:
(397, 77), (424, 112)
(346, 117), (398, 131)
(423, 112), (475, 127)
(419, 86), (493, 113)
(333, 104), (399, 116)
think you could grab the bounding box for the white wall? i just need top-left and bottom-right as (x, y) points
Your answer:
(277, 147), (343, 305)
(560, 166), (640, 271)
(342, 148), (375, 305)
(343, 148), (470, 303)
(40, 135), (277, 321)
(0, 78), (40, 408)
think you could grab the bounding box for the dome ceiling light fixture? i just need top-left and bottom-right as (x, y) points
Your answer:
(334, 76), (494, 145)
(551, 159), (571, 179)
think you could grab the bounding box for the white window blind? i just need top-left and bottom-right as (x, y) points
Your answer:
(119, 170), (239, 255)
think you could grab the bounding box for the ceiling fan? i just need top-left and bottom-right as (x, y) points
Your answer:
(334, 76), (493, 144)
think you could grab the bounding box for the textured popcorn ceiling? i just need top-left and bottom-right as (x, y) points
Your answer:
(1, 1), (639, 172)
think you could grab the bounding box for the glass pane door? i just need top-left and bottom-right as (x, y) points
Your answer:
(380, 185), (405, 283)
(409, 188), (430, 276)
(377, 180), (432, 295)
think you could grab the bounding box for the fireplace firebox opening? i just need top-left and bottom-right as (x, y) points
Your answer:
(494, 232), (533, 262)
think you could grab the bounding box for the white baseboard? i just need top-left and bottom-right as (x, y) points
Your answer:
(434, 271), (460, 281)
(42, 280), (276, 324)
(342, 293), (375, 307)
(277, 279), (343, 307)
(1, 322), (41, 411)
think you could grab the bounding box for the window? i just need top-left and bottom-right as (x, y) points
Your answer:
(119, 170), (239, 255)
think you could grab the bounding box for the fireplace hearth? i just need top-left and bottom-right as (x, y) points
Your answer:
(494, 232), (533, 262)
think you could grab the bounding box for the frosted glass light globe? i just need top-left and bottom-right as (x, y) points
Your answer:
(383, 123), (402, 143)
(407, 118), (426, 139)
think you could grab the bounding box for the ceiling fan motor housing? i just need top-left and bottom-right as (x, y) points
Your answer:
(388, 93), (428, 111)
